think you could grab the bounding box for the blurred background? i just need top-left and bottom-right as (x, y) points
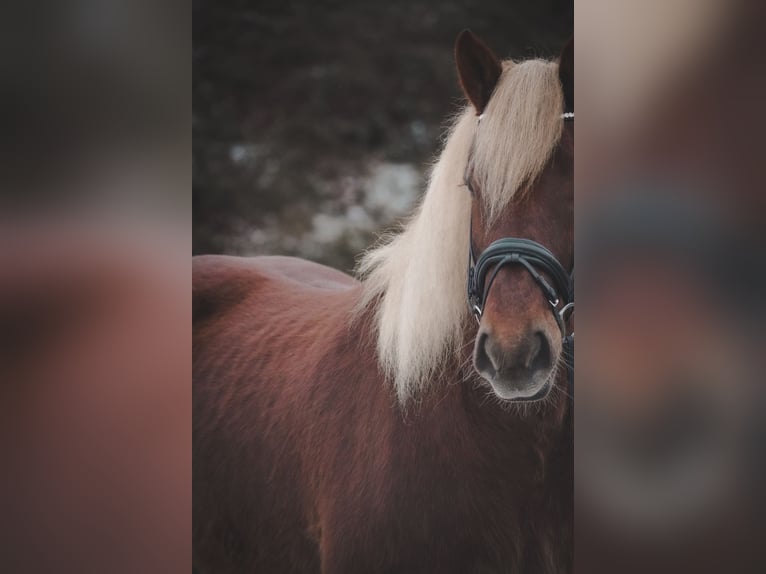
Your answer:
(576, 0), (766, 572)
(0, 0), (187, 214)
(192, 0), (572, 270)
(1, 2), (189, 573)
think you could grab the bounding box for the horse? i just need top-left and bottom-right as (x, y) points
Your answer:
(193, 30), (574, 573)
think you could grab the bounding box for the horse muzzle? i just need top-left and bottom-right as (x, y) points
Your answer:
(474, 329), (556, 401)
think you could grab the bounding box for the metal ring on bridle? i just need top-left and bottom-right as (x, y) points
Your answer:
(558, 301), (574, 322)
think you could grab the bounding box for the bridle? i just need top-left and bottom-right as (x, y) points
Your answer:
(467, 227), (574, 335)
(465, 111), (574, 394)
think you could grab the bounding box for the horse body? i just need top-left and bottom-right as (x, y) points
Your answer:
(194, 31), (574, 573)
(193, 255), (571, 574)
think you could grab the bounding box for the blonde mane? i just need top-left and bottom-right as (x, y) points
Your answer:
(356, 58), (565, 403)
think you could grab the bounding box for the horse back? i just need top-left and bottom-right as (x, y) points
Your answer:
(193, 255), (356, 320)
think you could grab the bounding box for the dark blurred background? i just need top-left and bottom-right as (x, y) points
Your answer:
(1, 2), (190, 573)
(192, 0), (572, 271)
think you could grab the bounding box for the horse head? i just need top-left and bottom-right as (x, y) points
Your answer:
(457, 31), (574, 401)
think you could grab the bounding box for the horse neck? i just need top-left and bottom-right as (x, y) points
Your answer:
(408, 325), (572, 472)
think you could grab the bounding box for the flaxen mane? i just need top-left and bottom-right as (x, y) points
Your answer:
(356, 58), (565, 403)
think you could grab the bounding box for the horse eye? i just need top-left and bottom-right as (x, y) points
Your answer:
(463, 180), (476, 196)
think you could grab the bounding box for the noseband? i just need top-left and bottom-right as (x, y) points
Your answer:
(467, 230), (573, 334)
(466, 111), (574, 395)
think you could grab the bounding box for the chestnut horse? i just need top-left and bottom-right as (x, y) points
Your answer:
(193, 31), (574, 573)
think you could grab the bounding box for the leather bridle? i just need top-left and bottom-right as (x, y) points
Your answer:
(465, 113), (574, 394)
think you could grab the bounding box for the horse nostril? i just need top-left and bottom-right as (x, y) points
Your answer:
(529, 331), (552, 373)
(474, 332), (497, 378)
(474, 330), (553, 381)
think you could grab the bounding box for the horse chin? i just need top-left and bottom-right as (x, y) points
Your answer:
(487, 373), (554, 402)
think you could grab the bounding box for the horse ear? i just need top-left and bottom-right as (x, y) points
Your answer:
(558, 37), (574, 113)
(455, 30), (503, 115)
